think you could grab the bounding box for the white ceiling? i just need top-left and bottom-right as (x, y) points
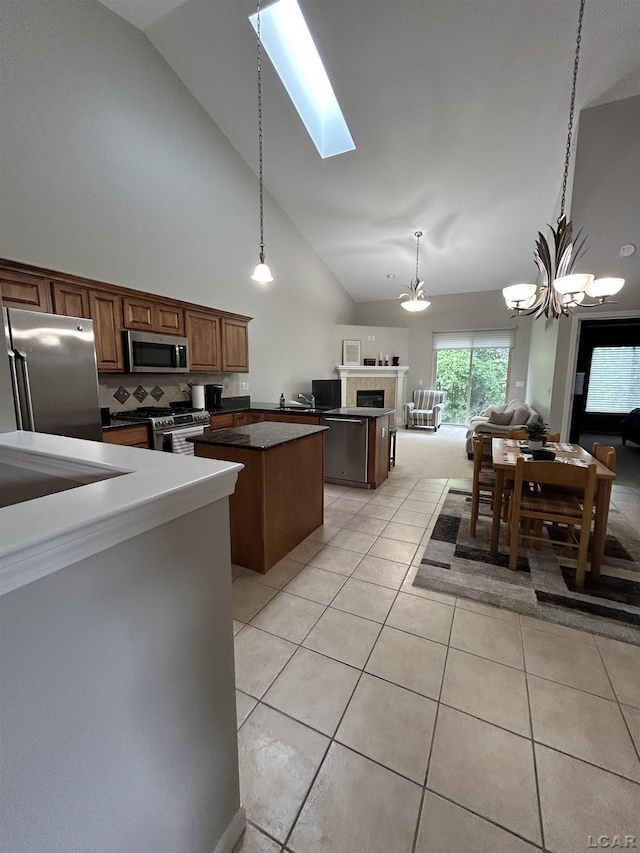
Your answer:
(99, 0), (640, 302)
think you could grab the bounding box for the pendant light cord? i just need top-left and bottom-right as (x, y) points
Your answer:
(256, 0), (265, 263)
(559, 0), (585, 221)
(414, 231), (422, 283)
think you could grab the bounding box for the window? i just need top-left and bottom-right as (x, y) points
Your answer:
(433, 329), (516, 425)
(586, 346), (640, 413)
(249, 0), (355, 158)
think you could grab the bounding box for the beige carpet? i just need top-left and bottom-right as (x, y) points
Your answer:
(393, 425), (473, 480)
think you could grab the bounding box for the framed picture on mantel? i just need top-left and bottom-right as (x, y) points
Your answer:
(342, 339), (361, 366)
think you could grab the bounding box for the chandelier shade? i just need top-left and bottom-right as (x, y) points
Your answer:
(251, 262), (273, 283)
(552, 273), (594, 295)
(585, 277), (625, 300)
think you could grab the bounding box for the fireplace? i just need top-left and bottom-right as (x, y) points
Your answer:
(357, 389), (384, 408)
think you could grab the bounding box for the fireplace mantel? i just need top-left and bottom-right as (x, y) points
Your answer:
(335, 365), (409, 417)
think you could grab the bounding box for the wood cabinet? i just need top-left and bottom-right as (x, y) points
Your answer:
(186, 310), (222, 373)
(368, 414), (390, 489)
(233, 411), (264, 427)
(194, 429), (325, 573)
(0, 269), (52, 313)
(52, 281), (90, 319)
(123, 296), (184, 336)
(89, 290), (124, 372)
(103, 424), (150, 448)
(209, 413), (235, 430)
(1, 259), (251, 375)
(155, 304), (184, 336)
(222, 318), (249, 372)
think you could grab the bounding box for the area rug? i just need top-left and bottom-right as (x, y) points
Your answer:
(413, 488), (640, 646)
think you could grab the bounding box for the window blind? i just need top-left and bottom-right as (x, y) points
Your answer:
(586, 347), (640, 413)
(432, 329), (516, 350)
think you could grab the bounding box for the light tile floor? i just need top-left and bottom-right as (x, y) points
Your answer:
(232, 472), (640, 853)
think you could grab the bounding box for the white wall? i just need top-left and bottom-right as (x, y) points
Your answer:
(330, 325), (410, 373)
(548, 95), (640, 433)
(355, 291), (532, 411)
(526, 316), (559, 424)
(0, 0), (356, 405)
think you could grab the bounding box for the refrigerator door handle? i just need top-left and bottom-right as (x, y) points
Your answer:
(14, 349), (35, 431)
(7, 348), (24, 430)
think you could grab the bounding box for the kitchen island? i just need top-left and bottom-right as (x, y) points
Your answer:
(191, 421), (328, 574)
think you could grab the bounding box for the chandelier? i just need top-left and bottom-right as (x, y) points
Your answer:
(400, 231), (431, 312)
(503, 0), (624, 320)
(250, 0), (273, 284)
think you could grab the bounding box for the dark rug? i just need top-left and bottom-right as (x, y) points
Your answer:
(413, 488), (640, 646)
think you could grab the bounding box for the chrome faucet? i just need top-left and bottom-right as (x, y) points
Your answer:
(298, 392), (315, 409)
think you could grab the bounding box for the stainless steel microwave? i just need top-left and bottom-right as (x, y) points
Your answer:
(124, 330), (190, 373)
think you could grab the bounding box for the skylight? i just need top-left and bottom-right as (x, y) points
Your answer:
(249, 0), (355, 159)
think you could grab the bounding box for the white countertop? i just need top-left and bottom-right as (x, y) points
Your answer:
(0, 430), (242, 595)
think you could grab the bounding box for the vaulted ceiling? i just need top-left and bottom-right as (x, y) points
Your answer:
(99, 0), (640, 302)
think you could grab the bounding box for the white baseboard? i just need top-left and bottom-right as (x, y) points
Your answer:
(212, 805), (246, 853)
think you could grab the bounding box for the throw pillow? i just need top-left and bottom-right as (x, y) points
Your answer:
(510, 405), (530, 425)
(487, 410), (514, 426)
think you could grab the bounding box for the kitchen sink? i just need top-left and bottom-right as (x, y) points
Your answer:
(281, 407), (322, 413)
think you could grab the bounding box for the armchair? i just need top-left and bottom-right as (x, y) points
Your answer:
(403, 390), (445, 431)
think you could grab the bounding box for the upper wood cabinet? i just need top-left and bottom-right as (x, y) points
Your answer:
(155, 304), (184, 336)
(52, 281), (90, 319)
(0, 270), (52, 313)
(222, 317), (249, 373)
(89, 290), (124, 371)
(185, 310), (222, 373)
(123, 296), (184, 336)
(1, 259), (251, 375)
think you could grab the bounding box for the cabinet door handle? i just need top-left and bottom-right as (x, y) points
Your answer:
(323, 418), (365, 424)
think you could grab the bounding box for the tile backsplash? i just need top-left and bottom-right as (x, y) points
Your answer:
(99, 373), (241, 412)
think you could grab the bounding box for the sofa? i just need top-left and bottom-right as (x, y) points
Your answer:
(403, 390), (445, 431)
(621, 408), (640, 446)
(465, 400), (540, 456)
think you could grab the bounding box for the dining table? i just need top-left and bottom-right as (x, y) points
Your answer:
(490, 438), (617, 576)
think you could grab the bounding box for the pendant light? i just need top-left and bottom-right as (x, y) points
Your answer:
(400, 231), (431, 312)
(251, 0), (273, 283)
(503, 0), (623, 319)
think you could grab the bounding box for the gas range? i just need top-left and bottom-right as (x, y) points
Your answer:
(112, 406), (210, 432)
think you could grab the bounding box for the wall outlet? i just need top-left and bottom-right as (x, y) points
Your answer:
(516, 381), (524, 388)
(419, 379), (423, 386)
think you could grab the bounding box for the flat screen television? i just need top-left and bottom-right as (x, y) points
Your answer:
(311, 379), (341, 409)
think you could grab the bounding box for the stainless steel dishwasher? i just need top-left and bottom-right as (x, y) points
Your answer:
(322, 416), (368, 484)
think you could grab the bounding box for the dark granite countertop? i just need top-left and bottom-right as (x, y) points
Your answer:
(190, 421), (329, 450)
(322, 407), (395, 419)
(102, 416), (150, 431)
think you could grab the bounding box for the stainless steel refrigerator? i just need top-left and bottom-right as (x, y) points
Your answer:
(4, 308), (103, 441)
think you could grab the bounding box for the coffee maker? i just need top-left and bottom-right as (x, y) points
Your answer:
(204, 384), (223, 411)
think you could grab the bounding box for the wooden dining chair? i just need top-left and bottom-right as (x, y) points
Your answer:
(592, 442), (616, 472)
(470, 435), (509, 536)
(508, 456), (597, 586)
(508, 429), (561, 442)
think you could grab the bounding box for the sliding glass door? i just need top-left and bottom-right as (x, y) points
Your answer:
(433, 330), (515, 425)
